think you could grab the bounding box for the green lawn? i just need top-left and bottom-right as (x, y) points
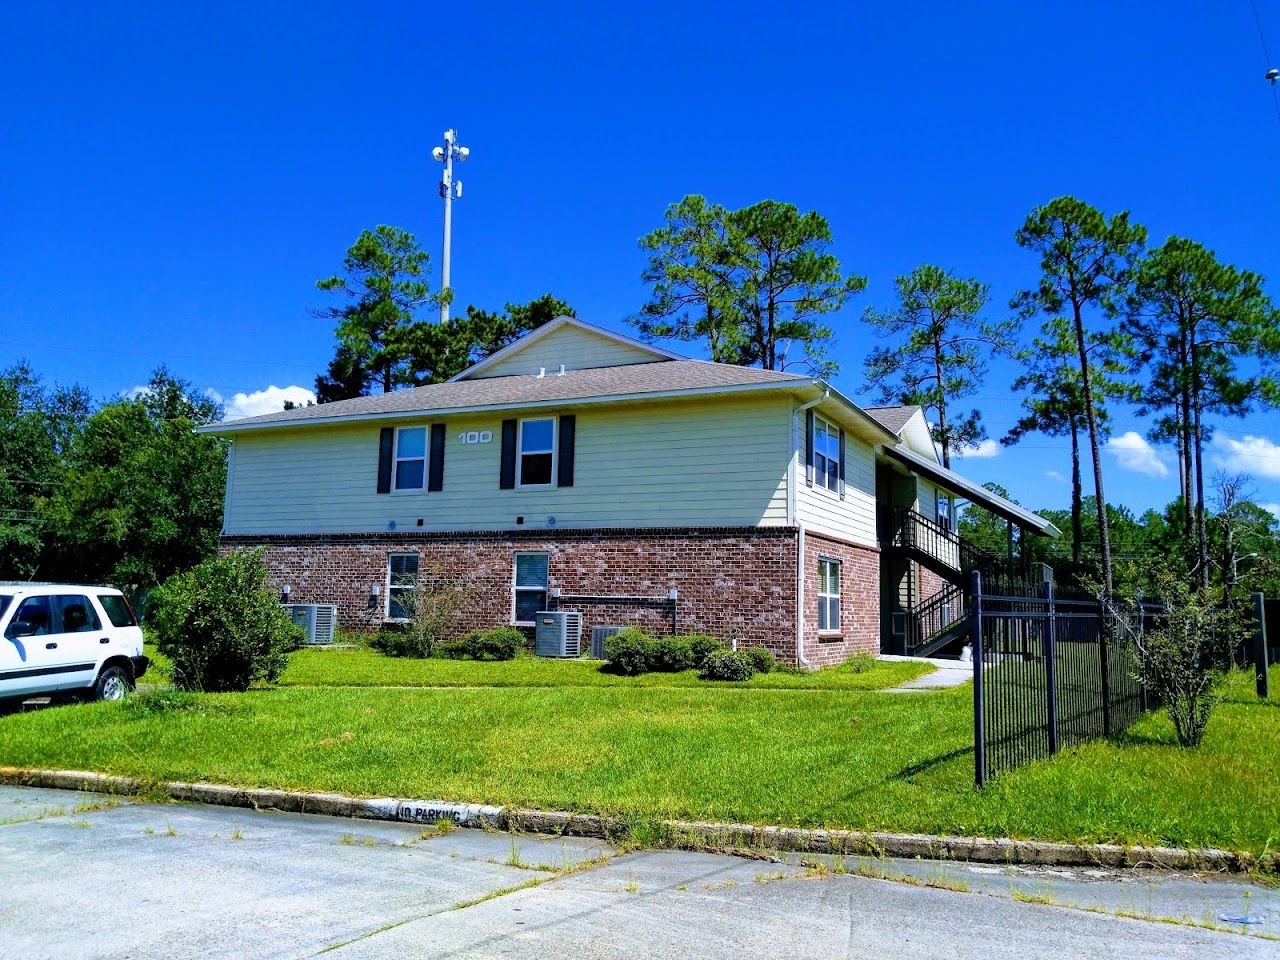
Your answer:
(3, 659), (1276, 856)
(278, 646), (932, 691)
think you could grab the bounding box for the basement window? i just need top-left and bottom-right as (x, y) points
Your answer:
(818, 558), (841, 633)
(387, 553), (419, 620)
(513, 552), (549, 625)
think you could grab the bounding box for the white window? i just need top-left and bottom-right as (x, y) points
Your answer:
(394, 427), (427, 491)
(814, 417), (840, 492)
(387, 553), (419, 619)
(513, 552), (549, 625)
(936, 495), (952, 532)
(818, 558), (841, 633)
(518, 418), (556, 487)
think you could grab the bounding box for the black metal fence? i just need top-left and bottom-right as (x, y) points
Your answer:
(971, 571), (1151, 787)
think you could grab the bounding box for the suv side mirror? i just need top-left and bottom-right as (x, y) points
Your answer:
(7, 620), (37, 639)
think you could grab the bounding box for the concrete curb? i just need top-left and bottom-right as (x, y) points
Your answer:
(1, 766), (1270, 874)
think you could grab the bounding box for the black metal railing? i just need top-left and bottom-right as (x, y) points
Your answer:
(890, 507), (962, 572)
(971, 572), (1151, 786)
(902, 580), (968, 657)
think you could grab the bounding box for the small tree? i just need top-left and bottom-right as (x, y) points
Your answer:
(374, 565), (471, 658)
(149, 549), (301, 692)
(1111, 575), (1243, 747)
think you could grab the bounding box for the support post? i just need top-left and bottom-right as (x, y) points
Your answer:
(1253, 592), (1270, 700)
(971, 569), (986, 789)
(1043, 569), (1058, 755)
(1098, 595), (1112, 737)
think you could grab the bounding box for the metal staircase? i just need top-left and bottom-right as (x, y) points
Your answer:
(888, 507), (1027, 657)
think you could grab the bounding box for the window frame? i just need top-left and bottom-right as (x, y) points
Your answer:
(392, 426), (428, 493)
(812, 416), (840, 493)
(511, 551), (550, 626)
(386, 552), (420, 621)
(516, 417), (557, 489)
(817, 557), (842, 635)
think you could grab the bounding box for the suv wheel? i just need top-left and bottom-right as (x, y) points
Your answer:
(92, 665), (132, 702)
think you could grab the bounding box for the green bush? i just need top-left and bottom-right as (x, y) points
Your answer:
(149, 549), (302, 692)
(439, 627), (524, 661)
(604, 628), (655, 676)
(648, 635), (695, 673)
(683, 634), (724, 668)
(369, 622), (418, 658)
(743, 647), (776, 674)
(699, 649), (756, 682)
(847, 652), (876, 674)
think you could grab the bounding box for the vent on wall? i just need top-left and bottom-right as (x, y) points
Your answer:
(534, 611), (583, 657)
(590, 625), (625, 660)
(282, 603), (339, 644)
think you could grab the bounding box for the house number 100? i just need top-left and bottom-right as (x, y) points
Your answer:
(458, 430), (493, 444)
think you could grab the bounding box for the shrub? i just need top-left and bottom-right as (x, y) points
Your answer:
(648, 635), (695, 673)
(743, 647), (776, 674)
(439, 627), (524, 661)
(1115, 577), (1244, 748)
(699, 649), (756, 682)
(375, 567), (472, 658)
(683, 634), (724, 668)
(149, 549), (302, 692)
(604, 628), (655, 676)
(846, 652), (876, 674)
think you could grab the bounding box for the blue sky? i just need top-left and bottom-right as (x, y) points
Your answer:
(3, 1), (1280, 518)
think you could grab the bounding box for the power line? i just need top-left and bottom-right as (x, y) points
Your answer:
(1248, 0), (1280, 128)
(0, 339), (317, 370)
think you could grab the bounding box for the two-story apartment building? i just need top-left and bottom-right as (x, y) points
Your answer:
(202, 317), (1056, 667)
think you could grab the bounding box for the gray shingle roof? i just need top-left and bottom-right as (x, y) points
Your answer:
(208, 360), (811, 431)
(862, 405), (921, 435)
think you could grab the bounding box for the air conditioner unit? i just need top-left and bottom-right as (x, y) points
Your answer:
(590, 625), (625, 660)
(282, 603), (339, 645)
(534, 610), (583, 658)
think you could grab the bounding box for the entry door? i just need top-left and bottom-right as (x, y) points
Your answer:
(44, 594), (105, 690)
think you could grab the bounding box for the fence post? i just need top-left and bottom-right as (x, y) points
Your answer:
(1043, 569), (1058, 756)
(972, 569), (985, 789)
(1253, 592), (1270, 700)
(1098, 595), (1112, 737)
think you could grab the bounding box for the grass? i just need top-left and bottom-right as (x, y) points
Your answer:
(278, 646), (931, 691)
(1, 664), (1276, 856)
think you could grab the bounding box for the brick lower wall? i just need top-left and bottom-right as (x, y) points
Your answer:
(222, 527), (803, 661)
(918, 563), (947, 605)
(802, 531), (880, 667)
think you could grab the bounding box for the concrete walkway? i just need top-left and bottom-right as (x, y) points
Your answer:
(879, 653), (973, 692)
(1, 785), (1275, 959)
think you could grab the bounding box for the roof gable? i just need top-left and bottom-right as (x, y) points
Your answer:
(453, 316), (684, 381)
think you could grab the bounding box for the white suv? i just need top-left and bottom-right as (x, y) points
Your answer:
(0, 585), (148, 709)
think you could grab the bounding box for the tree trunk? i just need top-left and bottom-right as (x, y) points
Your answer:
(1070, 416), (1083, 568)
(1072, 299), (1113, 596)
(1189, 328), (1210, 589)
(934, 333), (950, 469)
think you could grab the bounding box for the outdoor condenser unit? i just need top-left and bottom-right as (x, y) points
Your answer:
(282, 603), (339, 645)
(590, 625), (625, 660)
(534, 611), (583, 658)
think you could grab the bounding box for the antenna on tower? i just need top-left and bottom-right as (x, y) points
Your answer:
(432, 129), (470, 323)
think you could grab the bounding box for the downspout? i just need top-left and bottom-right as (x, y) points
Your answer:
(793, 392), (829, 669)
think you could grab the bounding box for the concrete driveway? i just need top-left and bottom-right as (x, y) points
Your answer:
(1, 785), (1275, 959)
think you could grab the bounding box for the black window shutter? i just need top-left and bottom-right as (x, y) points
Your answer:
(376, 428), (394, 494)
(838, 428), (847, 500)
(805, 410), (815, 488)
(428, 423), (446, 492)
(499, 419), (517, 489)
(557, 415), (576, 488)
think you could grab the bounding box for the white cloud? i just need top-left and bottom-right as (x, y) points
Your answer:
(1106, 431), (1169, 478)
(1045, 470), (1067, 485)
(210, 385), (317, 422)
(953, 438), (1000, 459)
(122, 385), (152, 400)
(1211, 433), (1280, 480)
(1262, 503), (1280, 520)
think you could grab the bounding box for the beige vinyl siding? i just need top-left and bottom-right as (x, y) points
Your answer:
(468, 325), (664, 379)
(794, 406), (878, 547)
(223, 395), (792, 535)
